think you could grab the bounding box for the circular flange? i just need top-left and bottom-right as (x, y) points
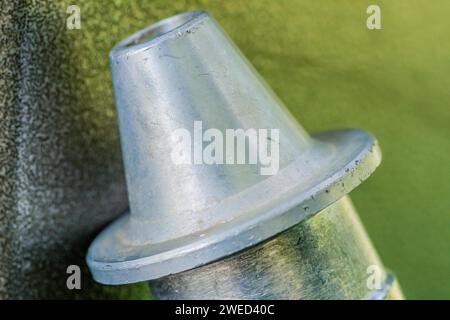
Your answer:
(87, 128), (381, 284)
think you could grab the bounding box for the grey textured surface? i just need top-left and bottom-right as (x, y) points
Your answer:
(0, 0), (148, 299)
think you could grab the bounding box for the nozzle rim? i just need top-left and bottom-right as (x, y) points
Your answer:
(109, 10), (208, 62)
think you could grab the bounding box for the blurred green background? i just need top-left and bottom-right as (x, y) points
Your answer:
(74, 0), (450, 299)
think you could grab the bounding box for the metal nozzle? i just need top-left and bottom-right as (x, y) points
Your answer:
(86, 10), (402, 299)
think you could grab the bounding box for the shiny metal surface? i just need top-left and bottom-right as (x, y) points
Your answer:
(151, 197), (403, 300)
(86, 10), (399, 298)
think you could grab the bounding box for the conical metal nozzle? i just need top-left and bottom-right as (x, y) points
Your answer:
(87, 10), (402, 299)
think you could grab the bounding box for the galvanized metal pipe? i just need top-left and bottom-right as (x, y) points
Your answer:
(151, 197), (403, 299)
(87, 10), (402, 300)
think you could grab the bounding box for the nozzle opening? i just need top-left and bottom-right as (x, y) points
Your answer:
(125, 11), (204, 47)
(111, 10), (207, 60)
